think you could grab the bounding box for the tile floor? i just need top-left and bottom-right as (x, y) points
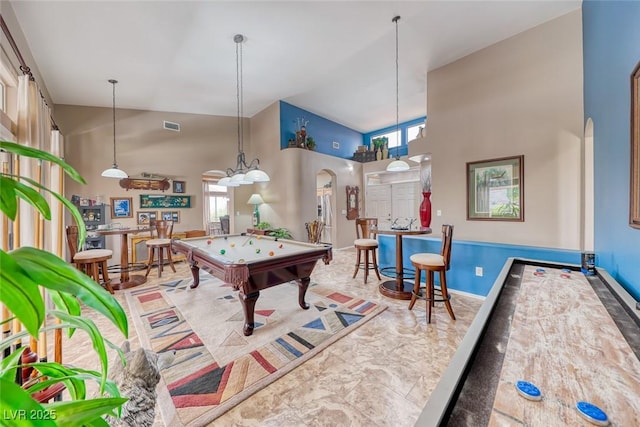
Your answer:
(59, 248), (484, 426)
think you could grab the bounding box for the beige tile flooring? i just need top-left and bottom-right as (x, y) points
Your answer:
(59, 248), (483, 426)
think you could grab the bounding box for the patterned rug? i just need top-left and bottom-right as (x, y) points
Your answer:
(126, 273), (387, 426)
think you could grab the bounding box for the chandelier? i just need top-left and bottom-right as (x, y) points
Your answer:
(386, 16), (410, 172)
(218, 34), (270, 187)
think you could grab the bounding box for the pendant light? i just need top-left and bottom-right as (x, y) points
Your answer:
(101, 79), (128, 178)
(219, 34), (270, 186)
(386, 16), (410, 173)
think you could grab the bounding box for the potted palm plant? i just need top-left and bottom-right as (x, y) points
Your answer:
(0, 140), (128, 424)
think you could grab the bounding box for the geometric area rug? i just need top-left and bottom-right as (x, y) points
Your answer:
(125, 273), (387, 426)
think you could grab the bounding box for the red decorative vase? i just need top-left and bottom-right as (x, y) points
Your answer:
(419, 192), (432, 227)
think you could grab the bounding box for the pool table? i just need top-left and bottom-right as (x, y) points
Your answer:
(171, 234), (332, 336)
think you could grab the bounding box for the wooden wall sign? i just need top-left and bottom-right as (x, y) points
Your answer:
(140, 194), (191, 209)
(119, 178), (170, 191)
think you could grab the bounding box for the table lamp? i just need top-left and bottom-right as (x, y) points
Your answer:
(247, 194), (264, 226)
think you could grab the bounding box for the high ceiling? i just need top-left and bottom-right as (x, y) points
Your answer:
(9, 1), (581, 133)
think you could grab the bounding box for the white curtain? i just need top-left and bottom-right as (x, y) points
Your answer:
(16, 75), (51, 250)
(48, 130), (64, 257)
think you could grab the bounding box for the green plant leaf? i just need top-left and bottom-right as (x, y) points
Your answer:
(12, 178), (52, 220)
(44, 397), (128, 426)
(0, 176), (18, 219)
(11, 247), (128, 337)
(22, 362), (87, 401)
(49, 290), (81, 337)
(0, 349), (24, 381)
(0, 378), (57, 427)
(0, 250), (45, 337)
(0, 140), (85, 185)
(49, 311), (109, 393)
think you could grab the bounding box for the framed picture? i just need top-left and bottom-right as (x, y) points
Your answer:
(630, 60), (640, 229)
(140, 194), (191, 208)
(467, 155), (524, 221)
(110, 197), (133, 219)
(137, 211), (157, 225)
(173, 180), (185, 194)
(161, 211), (180, 223)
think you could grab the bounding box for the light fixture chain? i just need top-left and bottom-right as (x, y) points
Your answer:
(111, 79), (117, 167)
(236, 39), (242, 155)
(395, 15), (400, 161)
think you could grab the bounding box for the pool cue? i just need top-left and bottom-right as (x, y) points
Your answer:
(241, 233), (255, 247)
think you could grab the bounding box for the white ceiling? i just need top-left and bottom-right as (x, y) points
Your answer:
(10, 0), (581, 133)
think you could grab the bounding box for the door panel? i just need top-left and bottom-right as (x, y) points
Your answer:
(365, 185), (392, 220)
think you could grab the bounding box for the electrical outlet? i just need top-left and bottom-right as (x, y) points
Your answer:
(332, 141), (340, 149)
(437, 210), (442, 216)
(475, 267), (483, 277)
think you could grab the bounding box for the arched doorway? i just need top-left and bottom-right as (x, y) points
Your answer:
(202, 170), (234, 234)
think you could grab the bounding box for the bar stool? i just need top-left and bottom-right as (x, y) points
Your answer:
(408, 224), (455, 323)
(66, 225), (114, 294)
(352, 217), (382, 284)
(145, 220), (176, 278)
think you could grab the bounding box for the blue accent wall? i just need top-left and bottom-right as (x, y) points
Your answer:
(378, 235), (582, 296)
(583, 0), (640, 300)
(279, 101), (362, 158)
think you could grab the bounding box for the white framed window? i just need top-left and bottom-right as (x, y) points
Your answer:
(371, 130), (401, 148)
(407, 124), (423, 141)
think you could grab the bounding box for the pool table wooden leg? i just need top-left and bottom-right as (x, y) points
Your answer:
(189, 263), (201, 289)
(298, 277), (311, 310)
(240, 290), (259, 336)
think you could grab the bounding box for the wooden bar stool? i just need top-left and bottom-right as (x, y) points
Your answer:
(408, 224), (455, 323)
(145, 220), (176, 278)
(353, 217), (382, 284)
(66, 225), (114, 294)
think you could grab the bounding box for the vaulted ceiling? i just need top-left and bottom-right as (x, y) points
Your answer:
(9, 1), (581, 133)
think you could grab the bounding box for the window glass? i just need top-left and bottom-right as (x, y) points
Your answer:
(371, 130), (401, 148)
(203, 180), (229, 223)
(407, 124), (423, 141)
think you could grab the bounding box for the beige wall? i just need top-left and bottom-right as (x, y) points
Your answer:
(55, 105), (243, 261)
(250, 102), (362, 249)
(411, 10), (584, 249)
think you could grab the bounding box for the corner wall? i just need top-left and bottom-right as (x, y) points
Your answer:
(583, 0), (640, 299)
(411, 10), (584, 250)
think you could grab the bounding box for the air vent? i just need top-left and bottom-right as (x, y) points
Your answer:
(163, 121), (180, 132)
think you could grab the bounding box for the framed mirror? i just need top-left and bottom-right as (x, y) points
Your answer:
(346, 185), (359, 220)
(631, 60), (640, 229)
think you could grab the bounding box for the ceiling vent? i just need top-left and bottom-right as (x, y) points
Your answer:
(163, 120), (180, 132)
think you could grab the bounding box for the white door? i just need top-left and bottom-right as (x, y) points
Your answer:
(391, 182), (420, 219)
(365, 185), (392, 221)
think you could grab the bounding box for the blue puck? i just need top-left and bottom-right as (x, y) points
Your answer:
(515, 381), (542, 401)
(535, 268), (545, 273)
(575, 401), (609, 426)
(561, 268), (571, 273)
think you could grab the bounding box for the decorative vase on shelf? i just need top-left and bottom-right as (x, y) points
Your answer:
(376, 148), (383, 161)
(384, 144), (389, 159)
(419, 191), (432, 228)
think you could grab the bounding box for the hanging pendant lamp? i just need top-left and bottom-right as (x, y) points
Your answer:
(219, 34), (270, 186)
(101, 79), (128, 178)
(386, 16), (410, 173)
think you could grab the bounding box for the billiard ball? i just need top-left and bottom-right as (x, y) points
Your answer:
(207, 240), (212, 245)
(269, 251), (275, 256)
(256, 249), (261, 254)
(220, 249), (226, 255)
(230, 242), (236, 247)
(257, 235), (262, 240)
(278, 244), (283, 249)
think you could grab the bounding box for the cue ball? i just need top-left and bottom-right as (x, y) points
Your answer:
(220, 249), (226, 255)
(269, 251), (275, 256)
(230, 243), (236, 247)
(238, 258), (245, 263)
